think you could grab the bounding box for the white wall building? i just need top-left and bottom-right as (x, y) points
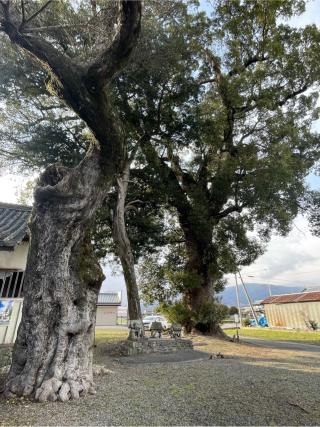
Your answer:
(96, 292), (122, 326)
(0, 202), (31, 344)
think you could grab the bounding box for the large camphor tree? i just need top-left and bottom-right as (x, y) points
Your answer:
(114, 0), (320, 333)
(0, 0), (141, 401)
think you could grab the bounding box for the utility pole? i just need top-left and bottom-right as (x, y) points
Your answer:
(234, 274), (242, 325)
(238, 270), (259, 326)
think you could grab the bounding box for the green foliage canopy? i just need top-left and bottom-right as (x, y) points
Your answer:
(1, 1), (320, 310)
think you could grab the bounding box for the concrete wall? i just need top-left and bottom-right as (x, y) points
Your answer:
(0, 242), (28, 270)
(265, 301), (320, 329)
(0, 298), (23, 344)
(96, 305), (118, 326)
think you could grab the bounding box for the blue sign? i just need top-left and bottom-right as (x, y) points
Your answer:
(0, 300), (14, 325)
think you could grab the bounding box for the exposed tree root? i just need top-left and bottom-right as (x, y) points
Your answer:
(3, 363), (113, 402)
(4, 376), (96, 402)
(36, 376), (96, 402)
(190, 325), (233, 341)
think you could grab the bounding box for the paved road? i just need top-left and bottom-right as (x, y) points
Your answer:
(241, 335), (320, 352)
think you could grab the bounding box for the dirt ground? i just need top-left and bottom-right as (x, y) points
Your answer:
(0, 336), (319, 426)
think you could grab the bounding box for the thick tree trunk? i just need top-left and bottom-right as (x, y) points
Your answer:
(0, 0), (142, 403)
(183, 233), (229, 338)
(112, 163), (143, 337)
(4, 146), (108, 402)
(184, 233), (212, 306)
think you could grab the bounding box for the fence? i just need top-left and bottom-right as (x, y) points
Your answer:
(0, 270), (24, 298)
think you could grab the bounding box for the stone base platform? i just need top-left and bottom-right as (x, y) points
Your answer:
(116, 338), (193, 356)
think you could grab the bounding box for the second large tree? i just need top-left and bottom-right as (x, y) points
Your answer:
(115, 0), (320, 332)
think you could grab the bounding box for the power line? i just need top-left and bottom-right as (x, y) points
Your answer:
(241, 268), (320, 277)
(227, 278), (320, 287)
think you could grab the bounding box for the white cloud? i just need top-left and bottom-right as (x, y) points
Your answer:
(228, 215), (320, 288)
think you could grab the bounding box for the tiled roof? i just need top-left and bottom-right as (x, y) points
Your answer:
(0, 202), (31, 250)
(261, 291), (320, 305)
(97, 292), (121, 305)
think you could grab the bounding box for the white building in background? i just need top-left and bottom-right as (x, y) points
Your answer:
(96, 292), (122, 326)
(0, 202), (31, 344)
(0, 202), (122, 344)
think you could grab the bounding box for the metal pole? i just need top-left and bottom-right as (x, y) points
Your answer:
(238, 270), (259, 326)
(234, 274), (242, 325)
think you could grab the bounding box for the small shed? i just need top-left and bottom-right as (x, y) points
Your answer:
(0, 202), (31, 344)
(261, 291), (320, 329)
(96, 292), (122, 326)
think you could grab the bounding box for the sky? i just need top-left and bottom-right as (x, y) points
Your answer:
(1, 1), (320, 303)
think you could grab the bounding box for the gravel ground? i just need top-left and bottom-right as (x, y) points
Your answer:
(0, 337), (319, 426)
(118, 349), (209, 364)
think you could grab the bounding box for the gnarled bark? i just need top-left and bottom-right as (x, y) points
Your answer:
(5, 147), (107, 401)
(0, 0), (142, 401)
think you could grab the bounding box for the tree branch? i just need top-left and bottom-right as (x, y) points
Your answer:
(228, 54), (269, 77)
(86, 0), (142, 88)
(20, 0), (26, 23)
(125, 199), (143, 212)
(204, 49), (223, 84)
(204, 49), (237, 154)
(198, 77), (216, 86)
(0, 0), (81, 102)
(156, 85), (166, 131)
(238, 82), (310, 114)
(215, 204), (243, 220)
(128, 133), (149, 163)
(1, 0), (142, 108)
(20, 1), (53, 29)
(277, 83), (309, 107)
(23, 24), (91, 33)
(140, 137), (191, 215)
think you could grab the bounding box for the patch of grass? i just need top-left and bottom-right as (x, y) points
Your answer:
(226, 328), (320, 345)
(95, 328), (128, 344)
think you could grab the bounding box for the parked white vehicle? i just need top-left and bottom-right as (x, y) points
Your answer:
(143, 315), (170, 330)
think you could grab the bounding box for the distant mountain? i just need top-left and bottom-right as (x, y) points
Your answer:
(219, 283), (303, 307)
